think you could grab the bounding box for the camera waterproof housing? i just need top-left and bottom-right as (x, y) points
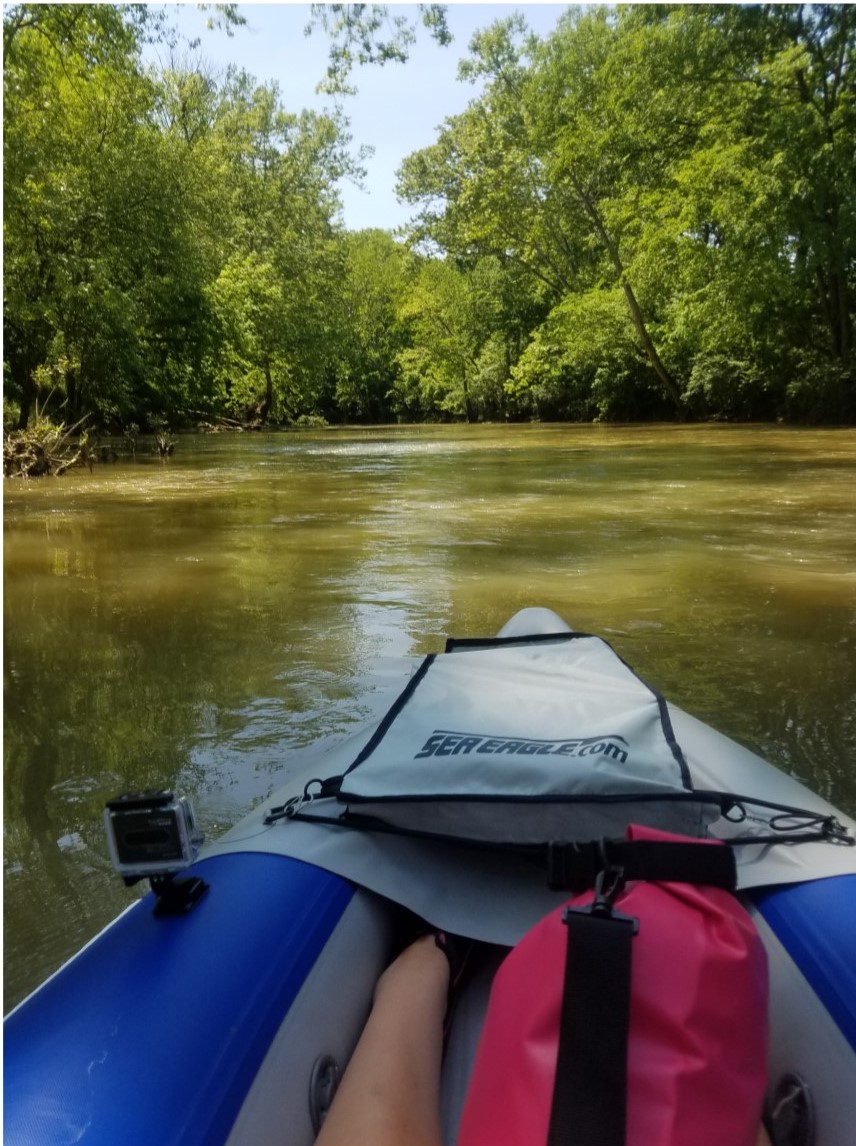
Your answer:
(104, 790), (208, 915)
(104, 790), (203, 880)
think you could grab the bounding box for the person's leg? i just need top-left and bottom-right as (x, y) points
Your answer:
(314, 934), (449, 1146)
(315, 929), (773, 1146)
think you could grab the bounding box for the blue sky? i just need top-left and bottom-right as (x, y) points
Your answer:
(150, 4), (571, 231)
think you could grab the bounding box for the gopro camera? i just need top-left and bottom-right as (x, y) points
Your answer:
(104, 790), (203, 880)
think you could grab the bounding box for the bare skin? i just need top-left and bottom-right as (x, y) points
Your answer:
(315, 933), (772, 1146)
(315, 935), (449, 1146)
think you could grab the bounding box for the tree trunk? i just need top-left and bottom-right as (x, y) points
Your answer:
(792, 11), (854, 378)
(14, 355), (36, 431)
(462, 373), (475, 423)
(258, 360), (274, 424)
(17, 377), (36, 431)
(65, 366), (79, 423)
(619, 277), (686, 414)
(578, 183), (685, 416)
(827, 261), (852, 370)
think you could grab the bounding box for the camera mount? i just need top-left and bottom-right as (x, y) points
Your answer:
(147, 871), (209, 916)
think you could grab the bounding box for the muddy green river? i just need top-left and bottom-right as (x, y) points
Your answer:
(4, 424), (856, 1008)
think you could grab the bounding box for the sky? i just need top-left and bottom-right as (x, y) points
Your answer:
(148, 3), (572, 232)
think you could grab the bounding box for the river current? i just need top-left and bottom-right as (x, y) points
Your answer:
(4, 424), (855, 1007)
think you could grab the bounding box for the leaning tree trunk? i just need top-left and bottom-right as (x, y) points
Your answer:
(618, 276), (686, 414)
(579, 185), (685, 417)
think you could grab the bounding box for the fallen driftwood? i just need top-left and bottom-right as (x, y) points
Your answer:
(153, 432), (175, 456)
(3, 421), (93, 478)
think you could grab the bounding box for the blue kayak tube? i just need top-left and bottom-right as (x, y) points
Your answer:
(3, 853), (376, 1146)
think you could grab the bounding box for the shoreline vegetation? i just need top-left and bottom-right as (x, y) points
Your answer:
(4, 4), (855, 442)
(3, 411), (177, 478)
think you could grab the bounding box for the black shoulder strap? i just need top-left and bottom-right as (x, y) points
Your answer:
(547, 876), (638, 1146)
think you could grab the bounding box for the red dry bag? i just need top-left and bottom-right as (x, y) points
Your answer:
(458, 826), (768, 1146)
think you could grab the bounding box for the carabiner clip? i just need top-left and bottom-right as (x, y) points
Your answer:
(823, 817), (855, 846)
(592, 864), (626, 918)
(263, 778), (326, 825)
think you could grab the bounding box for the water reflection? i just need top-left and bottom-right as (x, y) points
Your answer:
(4, 424), (856, 1007)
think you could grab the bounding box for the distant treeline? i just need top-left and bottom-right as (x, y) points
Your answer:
(4, 4), (855, 430)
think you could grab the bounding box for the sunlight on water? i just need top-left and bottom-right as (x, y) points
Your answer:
(4, 424), (856, 1006)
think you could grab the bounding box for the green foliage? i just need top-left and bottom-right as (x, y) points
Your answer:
(392, 255), (524, 422)
(306, 3), (451, 95)
(399, 4), (856, 423)
(684, 355), (776, 423)
(785, 352), (854, 423)
(332, 230), (413, 422)
(3, 4), (854, 432)
(509, 289), (656, 421)
(4, 6), (354, 431)
(4, 4), (147, 426)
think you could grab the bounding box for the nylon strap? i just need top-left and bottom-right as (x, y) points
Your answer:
(546, 902), (637, 1146)
(547, 838), (736, 891)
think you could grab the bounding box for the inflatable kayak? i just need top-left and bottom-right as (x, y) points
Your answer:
(5, 608), (856, 1146)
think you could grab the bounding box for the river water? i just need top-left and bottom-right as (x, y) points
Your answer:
(4, 424), (856, 1008)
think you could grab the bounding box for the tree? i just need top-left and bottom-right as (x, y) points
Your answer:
(3, 5), (360, 431)
(3, 3), (455, 434)
(3, 5), (152, 426)
(394, 255), (517, 422)
(614, 4), (855, 419)
(398, 12), (687, 416)
(3, 4), (225, 429)
(399, 5), (856, 422)
(305, 3), (451, 94)
(201, 72), (356, 424)
(6, 4), (852, 431)
(397, 17), (584, 301)
(333, 230), (414, 422)
(508, 289), (653, 421)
